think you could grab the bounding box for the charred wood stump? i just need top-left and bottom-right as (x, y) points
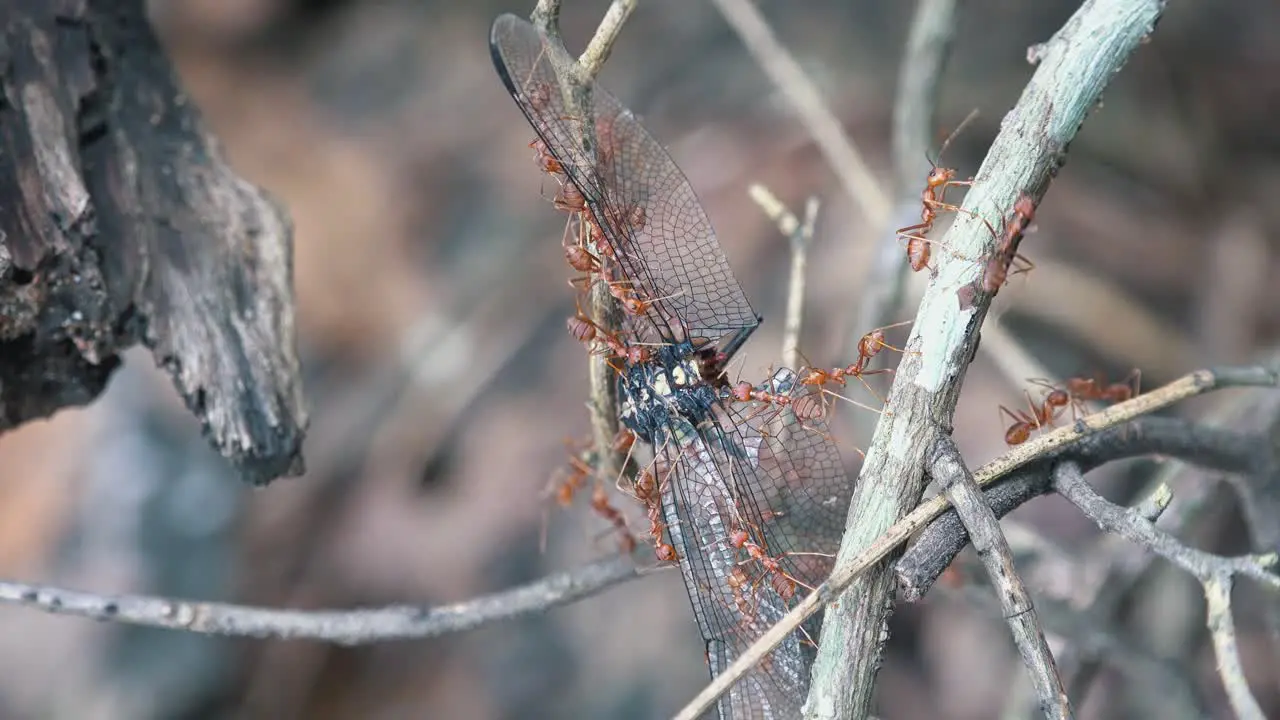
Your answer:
(0, 0), (307, 484)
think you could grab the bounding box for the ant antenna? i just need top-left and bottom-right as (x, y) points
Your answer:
(925, 108), (981, 168)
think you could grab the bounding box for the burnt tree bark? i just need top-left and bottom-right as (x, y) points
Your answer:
(0, 0), (306, 484)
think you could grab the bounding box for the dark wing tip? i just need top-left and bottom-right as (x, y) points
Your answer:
(488, 14), (527, 98)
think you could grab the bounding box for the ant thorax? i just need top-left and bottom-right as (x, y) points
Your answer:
(618, 341), (718, 444)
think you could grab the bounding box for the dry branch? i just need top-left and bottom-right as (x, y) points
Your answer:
(856, 0), (963, 340)
(748, 185), (819, 371)
(524, 0), (639, 484)
(0, 557), (639, 644)
(928, 435), (1072, 719)
(0, 0), (306, 484)
(710, 0), (888, 225)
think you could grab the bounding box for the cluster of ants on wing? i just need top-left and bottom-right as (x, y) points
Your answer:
(538, 108), (1143, 557)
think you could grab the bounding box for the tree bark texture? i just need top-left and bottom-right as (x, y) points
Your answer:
(0, 0), (306, 484)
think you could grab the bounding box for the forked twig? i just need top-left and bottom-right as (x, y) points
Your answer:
(1055, 462), (1275, 720)
(527, 0), (640, 485)
(857, 0), (963, 340)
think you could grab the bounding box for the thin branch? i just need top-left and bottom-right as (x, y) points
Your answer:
(856, 0), (963, 340)
(0, 557), (641, 644)
(578, 0), (639, 77)
(1055, 461), (1275, 720)
(929, 435), (1072, 720)
(749, 184), (819, 370)
(709, 0), (889, 225)
(1065, 442), (1256, 705)
(1204, 576), (1267, 720)
(672, 362), (1273, 720)
(1053, 460), (1280, 591)
(892, 0), (964, 197)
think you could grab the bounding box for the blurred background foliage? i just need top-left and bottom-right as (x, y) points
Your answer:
(0, 0), (1277, 717)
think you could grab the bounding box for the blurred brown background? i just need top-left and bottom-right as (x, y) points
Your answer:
(0, 0), (1277, 718)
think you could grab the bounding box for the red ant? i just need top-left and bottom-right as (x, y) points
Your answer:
(982, 193), (1037, 295)
(530, 137), (564, 177)
(566, 295), (649, 366)
(896, 111), (992, 272)
(725, 514), (830, 615)
(591, 480), (637, 555)
(540, 440), (637, 555)
(1066, 369), (1142, 406)
(794, 320), (914, 415)
(632, 467), (678, 562)
(598, 259), (681, 319)
(1000, 386), (1070, 445)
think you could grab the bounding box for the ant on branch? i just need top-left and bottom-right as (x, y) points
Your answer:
(1003, 368), (1143, 445)
(896, 110), (995, 273)
(1067, 369), (1142, 406)
(1000, 386), (1069, 446)
(981, 193), (1037, 295)
(566, 295), (650, 367)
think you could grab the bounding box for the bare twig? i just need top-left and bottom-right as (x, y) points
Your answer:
(1062, 465), (1205, 706)
(928, 435), (1072, 719)
(673, 362), (1273, 720)
(749, 184), (819, 370)
(856, 0), (963, 338)
(1054, 462), (1275, 720)
(1204, 577), (1266, 720)
(892, 0), (965, 198)
(709, 0), (889, 225)
(1062, 388), (1274, 706)
(578, 0), (639, 77)
(0, 557), (640, 644)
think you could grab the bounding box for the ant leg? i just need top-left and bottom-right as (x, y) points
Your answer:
(998, 404), (1035, 427)
(1008, 252), (1036, 282)
(924, 198), (998, 247)
(1123, 367), (1143, 399)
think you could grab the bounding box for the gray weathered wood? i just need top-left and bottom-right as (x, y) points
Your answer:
(0, 0), (306, 484)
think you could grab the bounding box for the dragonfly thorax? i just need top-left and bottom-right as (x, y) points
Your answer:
(618, 341), (718, 444)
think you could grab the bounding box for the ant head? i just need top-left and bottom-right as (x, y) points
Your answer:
(925, 166), (957, 187)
